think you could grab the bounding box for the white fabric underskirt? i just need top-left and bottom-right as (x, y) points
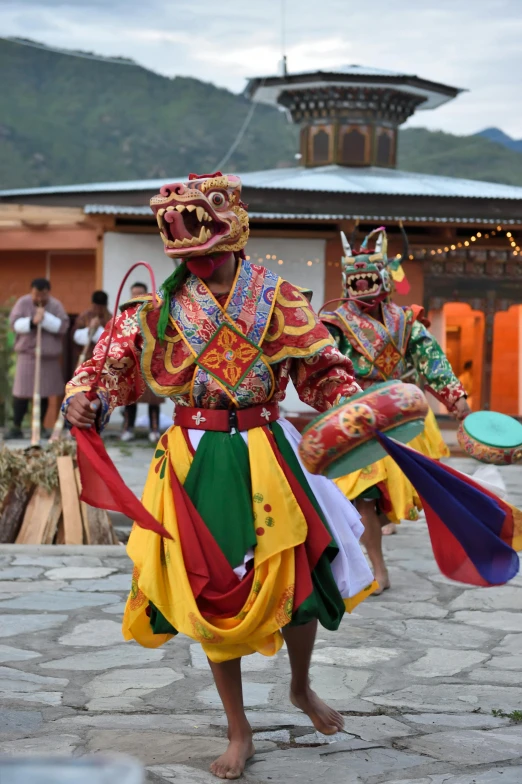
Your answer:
(186, 418), (373, 598)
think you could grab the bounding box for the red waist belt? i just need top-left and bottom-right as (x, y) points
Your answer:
(173, 403), (280, 432)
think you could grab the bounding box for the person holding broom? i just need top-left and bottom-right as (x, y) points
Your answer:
(7, 278), (69, 440)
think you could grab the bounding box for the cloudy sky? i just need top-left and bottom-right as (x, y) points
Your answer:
(2, 0), (522, 137)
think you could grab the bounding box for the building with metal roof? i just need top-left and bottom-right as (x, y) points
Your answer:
(2, 62), (522, 414)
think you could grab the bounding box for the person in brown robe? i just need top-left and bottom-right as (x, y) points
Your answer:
(72, 290), (112, 364)
(121, 281), (164, 443)
(7, 278), (69, 439)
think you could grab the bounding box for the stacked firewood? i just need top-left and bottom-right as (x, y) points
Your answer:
(0, 442), (118, 545)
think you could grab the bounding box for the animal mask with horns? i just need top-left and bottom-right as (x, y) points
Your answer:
(341, 226), (410, 306)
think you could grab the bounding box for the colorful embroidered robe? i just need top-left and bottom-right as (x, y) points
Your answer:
(65, 260), (360, 423)
(321, 300), (466, 411)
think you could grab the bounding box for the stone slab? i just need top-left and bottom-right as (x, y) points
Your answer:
(294, 730), (351, 744)
(87, 730), (228, 766)
(0, 666), (68, 692)
(102, 601), (128, 614)
(0, 567), (44, 579)
(0, 590), (121, 611)
(0, 710), (43, 736)
(0, 613), (68, 638)
(148, 765), (220, 784)
(401, 726), (522, 765)
(366, 684), (522, 712)
(375, 618), (492, 648)
(1, 691), (64, 706)
(85, 668), (183, 711)
(199, 682), (272, 708)
(452, 610), (522, 632)
(0, 645), (41, 663)
(0, 580), (68, 594)
(245, 747), (428, 783)
(403, 648), (488, 677)
(312, 646), (399, 667)
(69, 574), (131, 592)
(486, 655), (521, 670)
(0, 734), (80, 756)
(309, 664), (372, 703)
(404, 712), (510, 730)
(189, 644), (274, 671)
(373, 600), (449, 619)
(41, 644), (164, 671)
(253, 729), (290, 742)
(44, 566), (117, 580)
(341, 715), (414, 741)
(450, 585), (522, 611)
(58, 619), (124, 647)
(492, 633), (522, 654)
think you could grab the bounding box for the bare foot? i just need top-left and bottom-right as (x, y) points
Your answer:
(382, 523), (397, 536)
(290, 686), (344, 735)
(372, 568), (391, 596)
(210, 733), (255, 780)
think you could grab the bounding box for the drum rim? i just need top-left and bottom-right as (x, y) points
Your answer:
(301, 380), (411, 436)
(462, 411), (522, 450)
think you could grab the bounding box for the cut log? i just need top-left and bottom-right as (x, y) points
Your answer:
(42, 492), (63, 545)
(15, 486), (55, 544)
(55, 516), (65, 544)
(85, 506), (114, 545)
(74, 466), (90, 544)
(56, 455), (83, 545)
(0, 484), (32, 543)
(74, 463), (115, 544)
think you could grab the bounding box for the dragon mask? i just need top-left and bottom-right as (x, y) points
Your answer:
(150, 172), (249, 278)
(341, 226), (410, 305)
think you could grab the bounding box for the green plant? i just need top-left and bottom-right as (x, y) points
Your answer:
(492, 709), (522, 722)
(0, 300), (14, 428)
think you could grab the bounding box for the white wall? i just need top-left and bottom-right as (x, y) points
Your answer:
(103, 232), (174, 311)
(103, 232), (176, 426)
(245, 237), (326, 308)
(102, 233), (326, 418)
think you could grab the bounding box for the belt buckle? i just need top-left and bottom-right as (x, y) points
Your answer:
(228, 409), (238, 431)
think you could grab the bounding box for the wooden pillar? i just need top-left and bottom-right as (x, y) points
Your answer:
(482, 290), (496, 411)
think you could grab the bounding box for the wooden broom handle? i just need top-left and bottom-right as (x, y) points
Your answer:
(30, 322), (42, 446)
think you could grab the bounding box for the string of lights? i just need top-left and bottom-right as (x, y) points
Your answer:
(244, 254), (324, 267)
(245, 226), (519, 270)
(404, 226), (520, 260)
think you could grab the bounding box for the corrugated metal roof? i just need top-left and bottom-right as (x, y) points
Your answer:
(4, 165), (522, 201)
(84, 204), (522, 225)
(238, 166), (522, 199)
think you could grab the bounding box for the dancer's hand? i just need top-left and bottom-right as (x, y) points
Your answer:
(89, 316), (101, 330)
(66, 392), (100, 429)
(453, 397), (471, 421)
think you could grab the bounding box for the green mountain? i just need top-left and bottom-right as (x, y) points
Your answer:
(398, 128), (522, 186)
(0, 37), (298, 190)
(1, 37), (522, 191)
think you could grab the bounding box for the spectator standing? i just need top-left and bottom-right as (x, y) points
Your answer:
(73, 290), (112, 363)
(7, 278), (69, 439)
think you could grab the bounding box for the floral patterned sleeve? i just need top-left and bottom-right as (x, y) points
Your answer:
(407, 320), (466, 411)
(291, 343), (361, 412)
(63, 305), (145, 429)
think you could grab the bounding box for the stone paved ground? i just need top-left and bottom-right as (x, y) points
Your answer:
(1, 455), (522, 783)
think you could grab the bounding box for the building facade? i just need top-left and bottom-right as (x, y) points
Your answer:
(2, 66), (522, 415)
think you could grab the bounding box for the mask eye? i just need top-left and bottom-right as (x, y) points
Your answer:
(209, 191), (226, 208)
